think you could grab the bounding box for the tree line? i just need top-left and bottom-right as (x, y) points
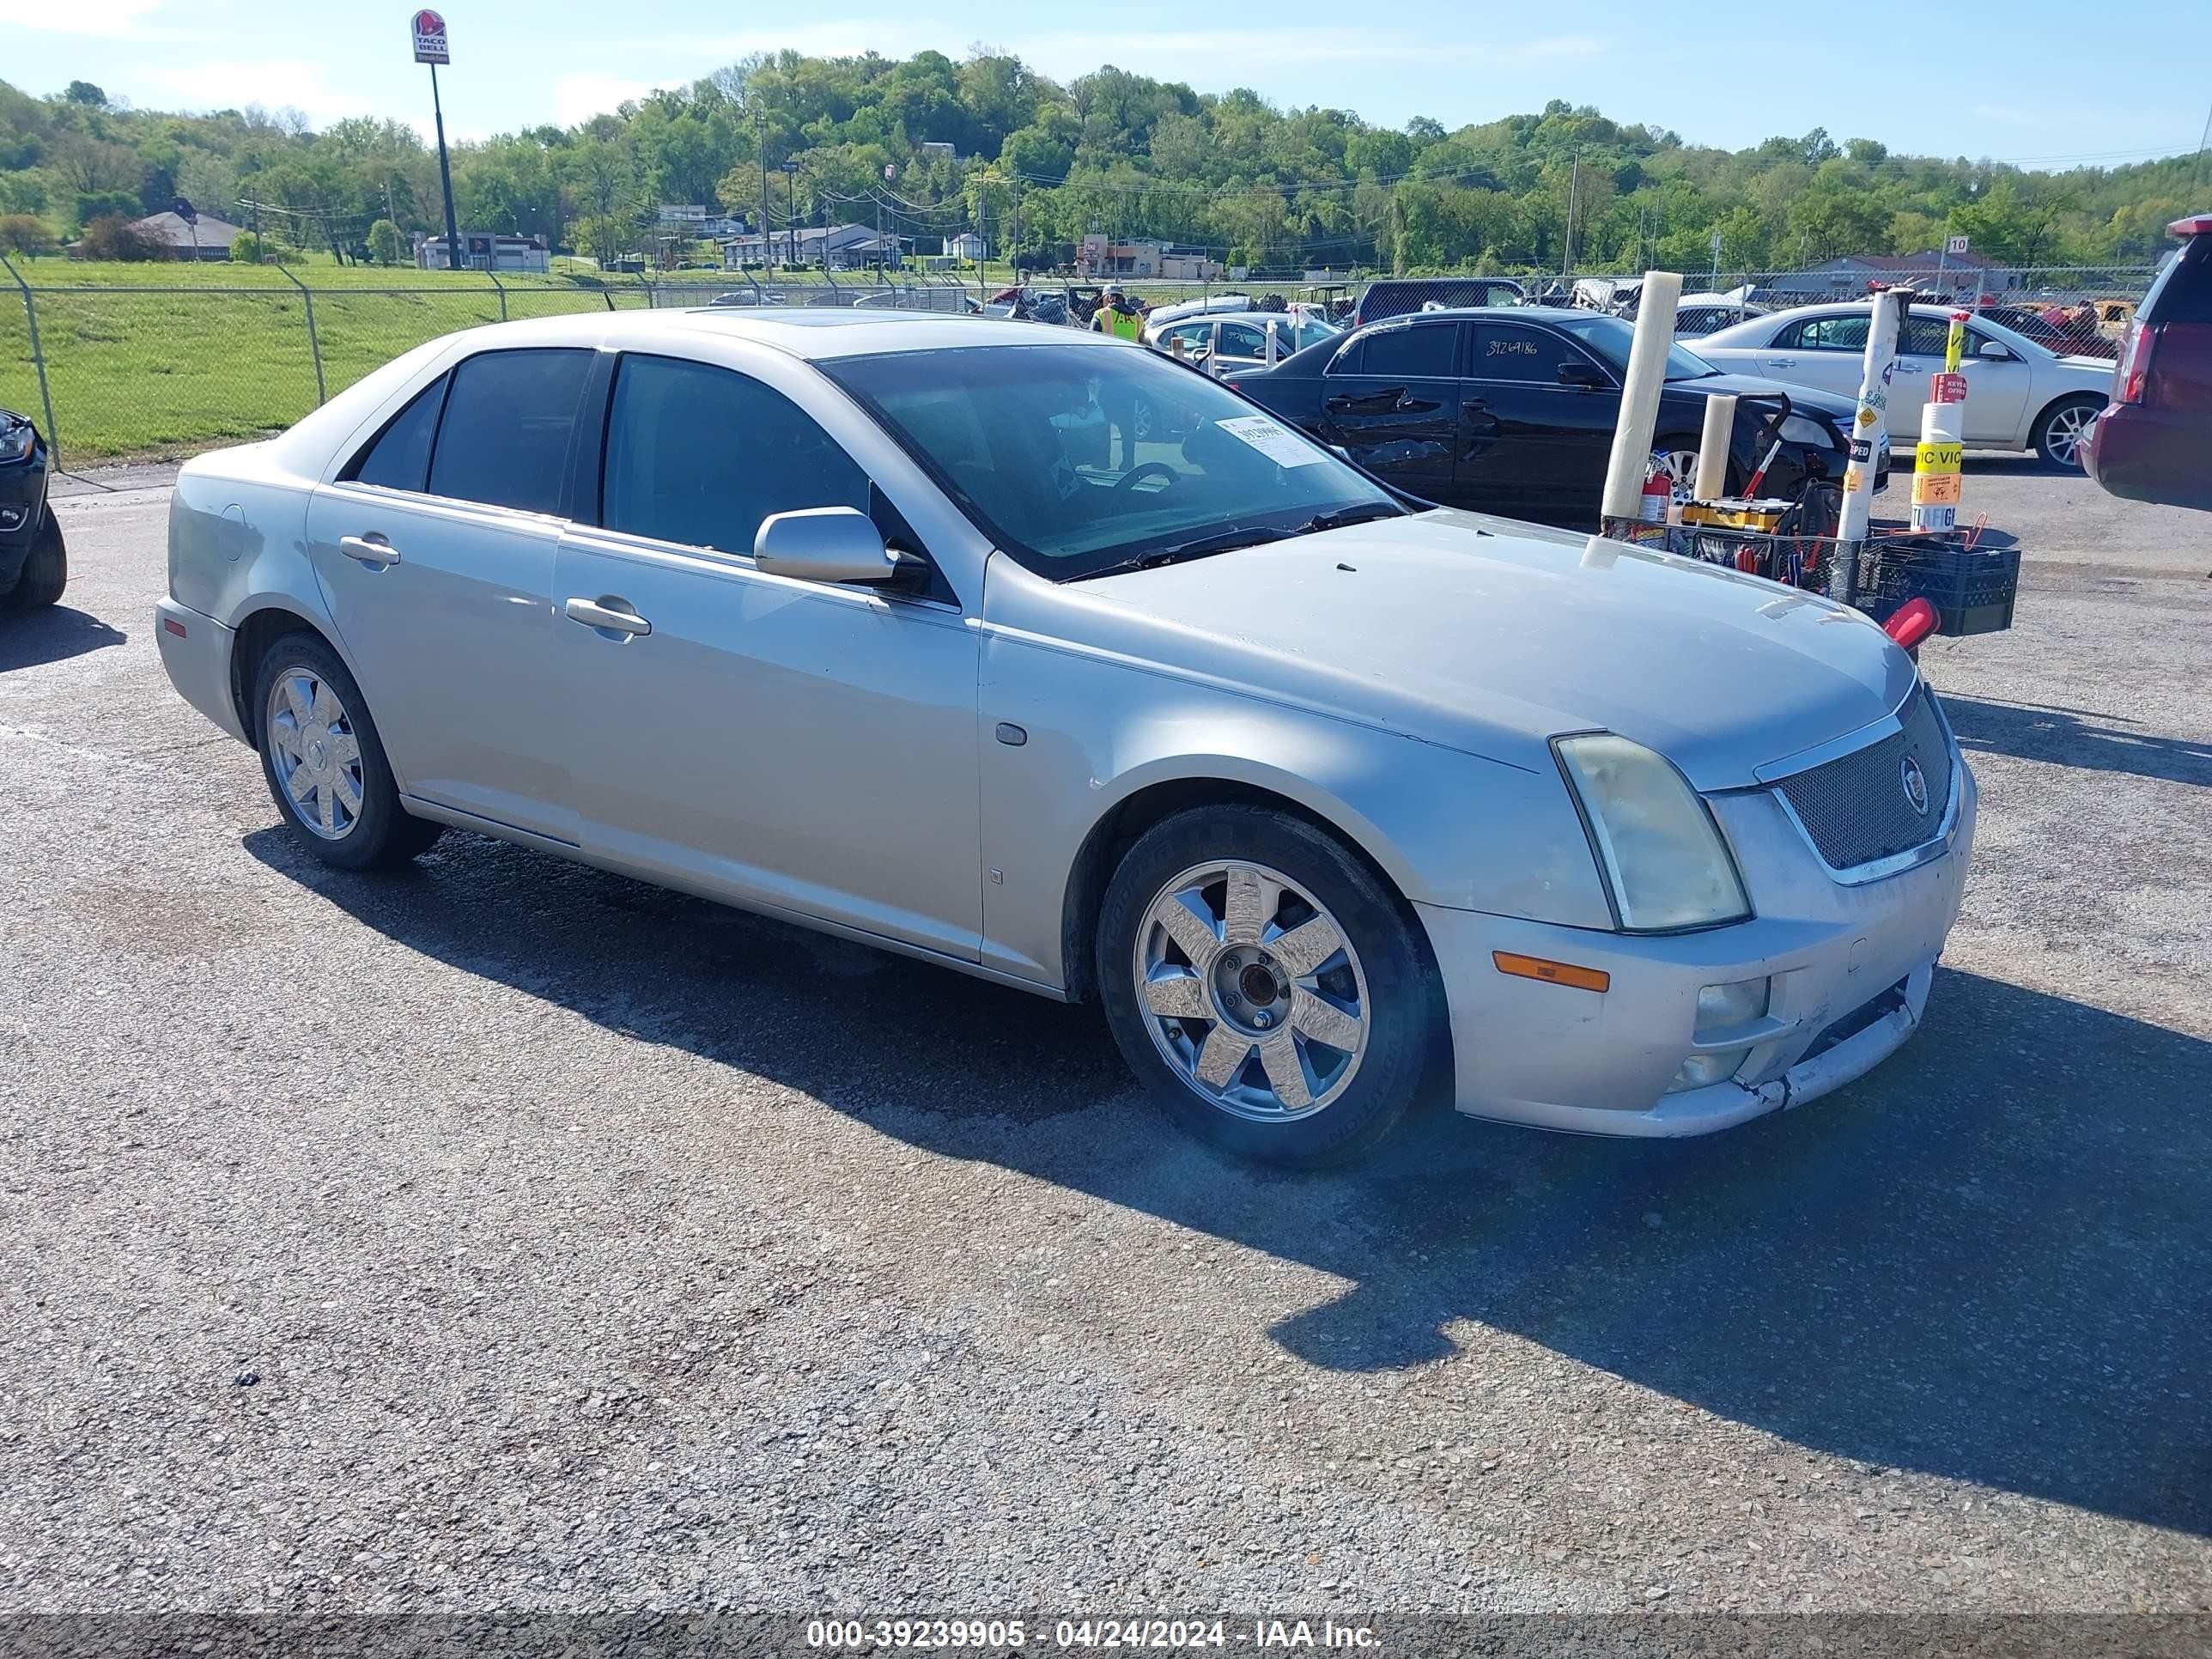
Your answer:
(1, 58), (2199, 274)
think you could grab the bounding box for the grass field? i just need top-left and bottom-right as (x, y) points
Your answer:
(0, 258), (1092, 464)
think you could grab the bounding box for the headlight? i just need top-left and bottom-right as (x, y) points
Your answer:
(0, 421), (33, 465)
(1778, 414), (1833, 447)
(1553, 734), (1752, 932)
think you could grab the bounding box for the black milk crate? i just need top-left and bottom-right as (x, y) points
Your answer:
(1854, 533), (2022, 637)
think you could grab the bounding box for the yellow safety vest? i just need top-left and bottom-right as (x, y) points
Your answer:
(1102, 304), (1143, 341)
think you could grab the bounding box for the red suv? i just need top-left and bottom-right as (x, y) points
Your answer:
(2087, 215), (2212, 511)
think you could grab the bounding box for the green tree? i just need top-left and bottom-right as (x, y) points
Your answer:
(0, 212), (56, 256)
(367, 217), (405, 265)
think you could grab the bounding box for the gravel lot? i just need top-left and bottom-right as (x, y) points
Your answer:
(3, 456), (2209, 1615)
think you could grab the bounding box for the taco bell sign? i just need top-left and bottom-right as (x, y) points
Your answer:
(411, 9), (451, 64)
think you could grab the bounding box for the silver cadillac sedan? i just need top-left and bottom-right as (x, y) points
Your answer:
(155, 308), (1975, 1165)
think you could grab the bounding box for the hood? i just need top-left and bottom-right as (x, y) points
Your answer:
(2058, 352), (2119, 372)
(1674, 373), (1857, 425)
(1018, 510), (1915, 791)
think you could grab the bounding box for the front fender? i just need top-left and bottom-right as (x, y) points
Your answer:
(977, 629), (1613, 991)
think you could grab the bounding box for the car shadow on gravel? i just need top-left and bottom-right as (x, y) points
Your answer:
(249, 825), (2211, 1538)
(0, 605), (125, 673)
(1942, 692), (2212, 787)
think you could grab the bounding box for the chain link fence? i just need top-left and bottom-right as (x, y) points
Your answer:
(0, 255), (2165, 467)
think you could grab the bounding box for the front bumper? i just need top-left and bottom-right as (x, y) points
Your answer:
(1419, 752), (1977, 1137)
(155, 597), (248, 743)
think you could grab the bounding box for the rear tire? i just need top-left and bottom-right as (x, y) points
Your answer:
(2032, 395), (2101, 471)
(1097, 805), (1433, 1167)
(252, 631), (442, 872)
(9, 507), (66, 610)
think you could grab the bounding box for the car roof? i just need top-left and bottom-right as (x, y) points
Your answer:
(1358, 304), (1581, 325)
(422, 305), (1128, 362)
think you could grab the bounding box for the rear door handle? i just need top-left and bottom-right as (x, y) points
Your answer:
(338, 534), (400, 567)
(1765, 357), (1797, 368)
(564, 596), (652, 637)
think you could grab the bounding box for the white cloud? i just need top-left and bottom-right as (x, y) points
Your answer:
(0, 0), (164, 37)
(552, 74), (670, 126)
(134, 59), (383, 125)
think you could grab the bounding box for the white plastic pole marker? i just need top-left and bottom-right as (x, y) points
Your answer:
(1832, 287), (1912, 602)
(1600, 270), (1684, 536)
(1695, 393), (1736, 502)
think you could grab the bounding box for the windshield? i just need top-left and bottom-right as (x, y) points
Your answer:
(1548, 313), (1718, 380)
(823, 343), (1401, 580)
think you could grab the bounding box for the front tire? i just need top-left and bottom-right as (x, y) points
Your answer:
(252, 632), (442, 871)
(2033, 395), (2101, 471)
(1097, 805), (1433, 1167)
(9, 508), (66, 610)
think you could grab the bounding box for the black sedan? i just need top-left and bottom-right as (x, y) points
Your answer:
(1223, 307), (1878, 531)
(1, 408), (66, 610)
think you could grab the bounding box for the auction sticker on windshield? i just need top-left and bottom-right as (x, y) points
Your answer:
(1215, 415), (1326, 466)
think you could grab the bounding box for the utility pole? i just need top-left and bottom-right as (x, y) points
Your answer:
(754, 110), (769, 270)
(1562, 149), (1580, 280)
(782, 160), (799, 267)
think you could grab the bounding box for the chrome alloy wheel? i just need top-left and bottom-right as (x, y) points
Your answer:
(2043, 403), (2097, 468)
(1132, 860), (1370, 1122)
(265, 669), (365, 840)
(1651, 448), (1703, 504)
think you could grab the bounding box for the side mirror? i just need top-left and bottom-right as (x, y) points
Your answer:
(1977, 341), (2015, 362)
(754, 506), (899, 585)
(1557, 361), (1603, 388)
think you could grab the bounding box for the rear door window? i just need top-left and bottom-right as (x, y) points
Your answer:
(599, 353), (870, 556)
(1782, 314), (1870, 352)
(2142, 240), (2212, 325)
(1358, 321), (1461, 379)
(426, 348), (593, 515)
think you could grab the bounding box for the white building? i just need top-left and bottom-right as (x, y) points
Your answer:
(415, 231), (550, 273)
(943, 232), (988, 261)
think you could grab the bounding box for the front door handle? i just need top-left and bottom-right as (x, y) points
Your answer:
(1765, 357), (1797, 369)
(338, 534), (400, 567)
(564, 596), (652, 637)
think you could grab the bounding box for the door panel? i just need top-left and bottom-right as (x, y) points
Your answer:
(1956, 332), (2033, 441)
(1458, 322), (1616, 525)
(305, 485), (573, 842)
(553, 533), (983, 959)
(553, 349), (982, 960)
(1318, 321), (1462, 498)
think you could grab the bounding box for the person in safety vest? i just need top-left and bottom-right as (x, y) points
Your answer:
(1091, 285), (1145, 468)
(1093, 284), (1144, 339)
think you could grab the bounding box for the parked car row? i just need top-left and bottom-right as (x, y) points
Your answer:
(1692, 303), (2115, 469)
(1223, 306), (1872, 530)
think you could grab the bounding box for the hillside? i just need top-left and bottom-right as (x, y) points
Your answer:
(1, 58), (2201, 274)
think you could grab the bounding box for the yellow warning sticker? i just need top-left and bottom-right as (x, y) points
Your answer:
(1916, 441), (1965, 471)
(1912, 471), (1963, 505)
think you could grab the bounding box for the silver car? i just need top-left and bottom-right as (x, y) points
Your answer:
(155, 309), (1976, 1165)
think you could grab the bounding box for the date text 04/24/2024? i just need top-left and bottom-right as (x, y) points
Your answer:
(805, 1620), (1382, 1650)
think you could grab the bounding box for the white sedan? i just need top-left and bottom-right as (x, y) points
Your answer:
(1693, 303), (2113, 468)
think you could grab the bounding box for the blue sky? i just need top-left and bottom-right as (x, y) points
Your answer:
(4, 0), (2208, 169)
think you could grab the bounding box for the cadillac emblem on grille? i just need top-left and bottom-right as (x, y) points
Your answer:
(1900, 753), (1930, 817)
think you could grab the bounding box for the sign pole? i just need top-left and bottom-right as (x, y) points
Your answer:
(412, 12), (461, 271)
(430, 64), (461, 271)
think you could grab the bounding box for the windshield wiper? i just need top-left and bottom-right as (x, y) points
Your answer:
(1067, 524), (1298, 580)
(1292, 501), (1407, 535)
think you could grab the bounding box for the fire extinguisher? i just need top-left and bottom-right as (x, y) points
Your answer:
(1640, 464), (1671, 525)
